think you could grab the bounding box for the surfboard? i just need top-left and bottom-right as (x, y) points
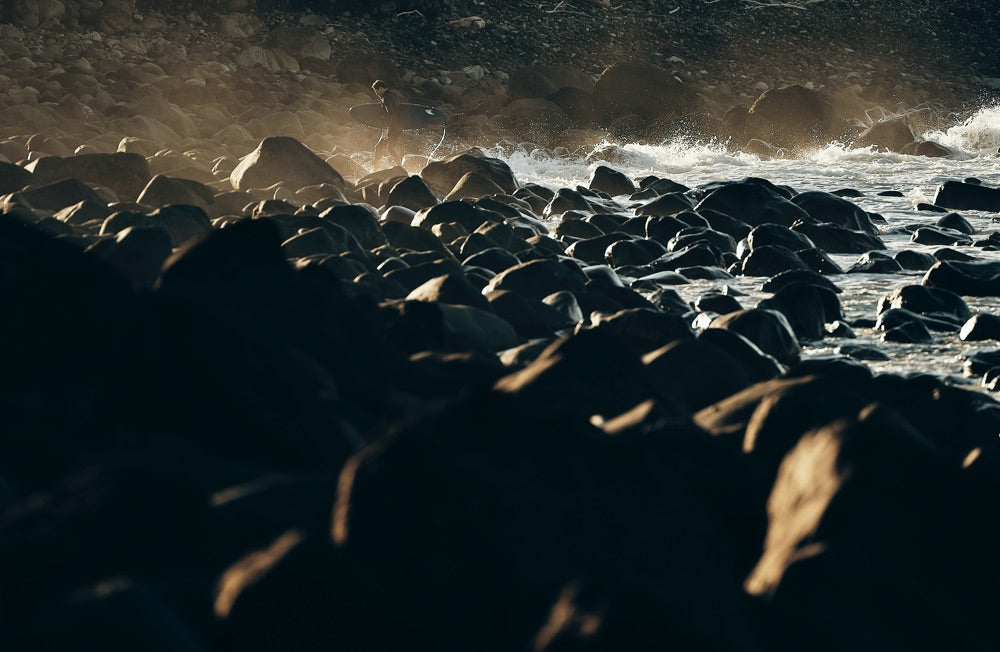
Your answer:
(349, 102), (448, 131)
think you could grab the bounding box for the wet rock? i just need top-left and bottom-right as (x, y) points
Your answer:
(53, 199), (111, 225)
(643, 337), (752, 413)
(588, 165), (636, 197)
(27, 153), (151, 201)
(485, 289), (572, 339)
(933, 180), (1000, 212)
(483, 258), (588, 301)
(636, 192), (693, 218)
(910, 226), (973, 246)
(443, 171), (506, 201)
(792, 221), (884, 253)
(876, 309), (936, 342)
(385, 176), (439, 212)
(231, 136), (344, 192)
(877, 285), (970, 324)
(137, 175), (214, 211)
(0, 161), (34, 195)
(937, 212), (975, 234)
(847, 250), (902, 274)
(709, 308), (801, 365)
(758, 282), (842, 341)
(90, 225), (173, 289)
(743, 84), (834, 149)
(791, 190), (879, 234)
(741, 244), (810, 277)
(605, 238), (666, 267)
(761, 268), (842, 294)
(15, 177), (105, 211)
(960, 313), (1000, 341)
(852, 115), (916, 152)
(695, 179), (809, 228)
(411, 200), (500, 232)
(894, 249), (939, 270)
(422, 150), (518, 197)
(320, 204), (387, 251)
(903, 140), (952, 157)
(922, 260), (1000, 296)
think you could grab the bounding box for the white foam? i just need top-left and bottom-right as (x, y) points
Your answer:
(923, 105), (1000, 153)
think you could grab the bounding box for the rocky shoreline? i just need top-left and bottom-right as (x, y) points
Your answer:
(3, 0), (1000, 166)
(2, 2), (1000, 651)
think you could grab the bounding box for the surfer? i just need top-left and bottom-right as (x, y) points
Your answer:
(372, 79), (404, 167)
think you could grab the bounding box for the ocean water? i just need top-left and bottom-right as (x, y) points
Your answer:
(487, 106), (1000, 390)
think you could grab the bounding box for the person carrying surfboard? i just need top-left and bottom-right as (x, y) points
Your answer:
(372, 80), (404, 167)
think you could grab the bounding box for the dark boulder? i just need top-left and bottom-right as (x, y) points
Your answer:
(385, 175), (439, 212)
(758, 282), (842, 341)
(741, 245), (810, 277)
(15, 177), (105, 211)
(320, 204), (387, 251)
(486, 289), (573, 339)
(847, 250), (902, 273)
(231, 136), (344, 192)
(709, 308), (801, 365)
(588, 165), (636, 197)
(137, 174), (214, 211)
(932, 180), (1000, 212)
(877, 285), (970, 324)
(483, 258), (589, 301)
(583, 307), (693, 355)
(25, 152), (151, 202)
(910, 226), (973, 246)
(0, 161), (34, 194)
(791, 221), (885, 253)
(743, 84), (835, 149)
(643, 337), (753, 413)
(695, 179), (810, 228)
(960, 313), (1000, 341)
(791, 190), (878, 234)
(422, 150), (518, 197)
(852, 115), (916, 152)
(922, 260), (1000, 296)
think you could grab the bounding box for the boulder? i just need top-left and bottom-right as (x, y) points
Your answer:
(589, 165), (636, 197)
(932, 180), (1000, 212)
(960, 313), (1000, 341)
(90, 225), (173, 289)
(922, 260), (1000, 296)
(385, 176), (439, 211)
(444, 172), (506, 202)
(231, 137), (344, 192)
(743, 84), (835, 149)
(421, 150), (518, 197)
(483, 258), (588, 301)
(790, 190), (878, 234)
(0, 161), (34, 195)
(15, 178), (104, 211)
(709, 308), (801, 365)
(852, 116), (916, 152)
(485, 289), (573, 339)
(791, 221), (885, 253)
(24, 152), (150, 203)
(409, 273), (492, 312)
(740, 245), (810, 277)
(695, 179), (810, 228)
(320, 204), (387, 251)
(137, 175), (214, 211)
